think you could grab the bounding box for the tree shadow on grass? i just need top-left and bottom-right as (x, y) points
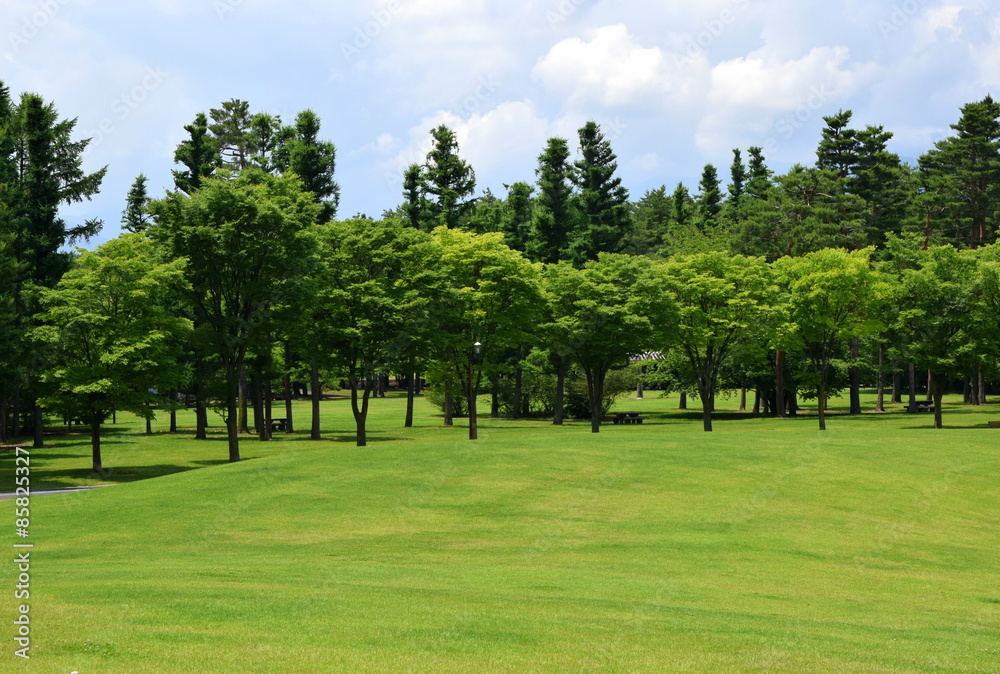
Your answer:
(267, 431), (406, 444)
(19, 460), (240, 489)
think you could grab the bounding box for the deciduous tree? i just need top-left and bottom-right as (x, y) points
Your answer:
(776, 248), (889, 430)
(150, 169), (320, 461)
(32, 235), (190, 473)
(654, 252), (778, 431)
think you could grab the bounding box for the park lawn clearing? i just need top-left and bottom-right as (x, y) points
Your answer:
(1, 392), (998, 672)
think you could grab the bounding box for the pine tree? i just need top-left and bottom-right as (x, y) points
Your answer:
(501, 181), (534, 253)
(122, 173), (152, 233)
(209, 98), (253, 171)
(697, 163), (723, 223)
(172, 112), (217, 194)
(628, 186), (671, 255)
(816, 109), (858, 178)
(528, 137), (575, 263)
(569, 121), (630, 264)
(401, 163), (428, 230)
(728, 149), (747, 204)
(672, 182), (693, 227)
(1, 85), (106, 445)
(919, 95), (1000, 245)
(248, 112), (291, 173)
(280, 109), (339, 222)
(746, 146), (772, 200)
(817, 110), (906, 248)
(422, 125), (475, 229)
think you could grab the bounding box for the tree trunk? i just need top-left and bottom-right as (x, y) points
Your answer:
(738, 387), (746, 412)
(775, 349), (786, 419)
(145, 408), (152, 435)
(238, 363), (249, 434)
(263, 383), (273, 441)
(310, 356), (322, 440)
(891, 364), (902, 404)
(443, 381), (454, 426)
(930, 372), (944, 429)
(979, 369), (987, 405)
(196, 393), (208, 439)
(226, 378), (241, 462)
(587, 368), (605, 434)
(512, 366), (523, 420)
(168, 391), (178, 433)
(90, 412), (103, 474)
(679, 392), (687, 410)
(849, 337), (861, 414)
(787, 389), (799, 416)
(251, 368), (265, 438)
(907, 361), (918, 413)
(405, 369), (416, 428)
(698, 380), (713, 432)
(351, 377), (370, 447)
(12, 387), (20, 437)
(752, 389), (760, 415)
(554, 356), (566, 425)
(875, 345), (885, 412)
(33, 401), (44, 448)
(817, 373), (828, 431)
(405, 370), (416, 428)
(0, 391), (7, 443)
(283, 343), (295, 433)
(490, 374), (500, 418)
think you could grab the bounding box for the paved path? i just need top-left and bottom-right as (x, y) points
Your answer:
(0, 485), (113, 500)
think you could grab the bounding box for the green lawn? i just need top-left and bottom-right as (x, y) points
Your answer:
(1, 391), (998, 672)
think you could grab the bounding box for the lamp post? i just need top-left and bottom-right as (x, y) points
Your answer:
(469, 341), (482, 440)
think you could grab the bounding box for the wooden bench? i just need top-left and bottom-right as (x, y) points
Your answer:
(611, 412), (644, 425)
(988, 421), (1000, 429)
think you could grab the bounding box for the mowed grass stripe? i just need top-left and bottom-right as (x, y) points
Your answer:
(2, 392), (998, 672)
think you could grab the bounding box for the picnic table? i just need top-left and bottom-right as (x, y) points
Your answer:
(611, 411), (644, 425)
(270, 417), (288, 432)
(913, 400), (935, 413)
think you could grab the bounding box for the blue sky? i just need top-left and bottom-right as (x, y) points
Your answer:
(4, 0), (999, 246)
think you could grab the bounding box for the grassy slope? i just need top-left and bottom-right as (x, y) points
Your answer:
(1, 392), (998, 673)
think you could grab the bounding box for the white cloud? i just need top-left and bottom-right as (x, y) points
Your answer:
(970, 14), (1000, 88)
(355, 132), (399, 157)
(709, 46), (868, 110)
(913, 3), (964, 47)
(388, 100), (551, 180)
(695, 46), (876, 156)
(630, 152), (660, 172)
(532, 24), (676, 108)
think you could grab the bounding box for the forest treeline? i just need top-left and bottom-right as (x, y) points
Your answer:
(3, 78), (1000, 473)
